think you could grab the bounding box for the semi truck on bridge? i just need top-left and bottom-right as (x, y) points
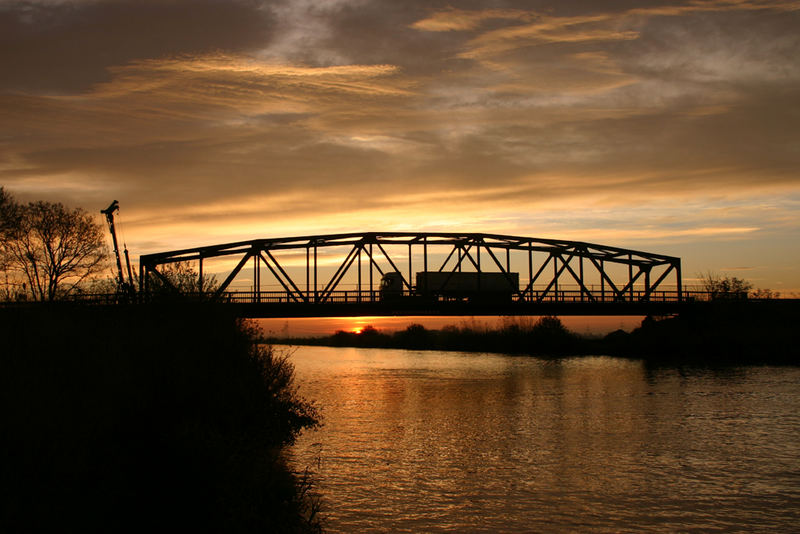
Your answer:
(381, 271), (519, 301)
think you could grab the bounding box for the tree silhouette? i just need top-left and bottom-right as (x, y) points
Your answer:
(0, 187), (19, 236)
(147, 261), (219, 296)
(4, 200), (108, 301)
(0, 188), (21, 268)
(699, 271), (753, 300)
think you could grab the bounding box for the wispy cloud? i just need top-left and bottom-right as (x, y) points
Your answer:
(410, 8), (535, 32)
(1, 0), (799, 289)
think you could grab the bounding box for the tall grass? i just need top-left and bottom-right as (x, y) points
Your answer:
(0, 303), (320, 533)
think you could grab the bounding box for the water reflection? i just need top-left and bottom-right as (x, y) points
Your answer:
(285, 346), (800, 533)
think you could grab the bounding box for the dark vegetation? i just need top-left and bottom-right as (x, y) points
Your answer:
(0, 304), (321, 533)
(270, 300), (799, 365)
(291, 316), (581, 356)
(601, 300), (799, 365)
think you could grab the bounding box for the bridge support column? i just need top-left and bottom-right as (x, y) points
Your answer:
(408, 243), (412, 295)
(628, 255), (633, 301)
(600, 260), (605, 302)
(477, 242), (481, 292)
(314, 244), (318, 303)
(369, 243), (373, 302)
(553, 254), (559, 301)
(254, 253), (260, 304)
(528, 245), (532, 302)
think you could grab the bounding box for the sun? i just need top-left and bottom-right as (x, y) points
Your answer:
(351, 326), (364, 334)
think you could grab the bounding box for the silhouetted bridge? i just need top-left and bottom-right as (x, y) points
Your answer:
(138, 232), (687, 317)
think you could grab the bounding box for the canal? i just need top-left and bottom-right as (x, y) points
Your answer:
(285, 345), (800, 532)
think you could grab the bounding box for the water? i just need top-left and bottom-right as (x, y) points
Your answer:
(284, 345), (800, 532)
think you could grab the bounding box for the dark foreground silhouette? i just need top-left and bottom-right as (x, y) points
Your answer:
(0, 304), (320, 533)
(270, 301), (799, 366)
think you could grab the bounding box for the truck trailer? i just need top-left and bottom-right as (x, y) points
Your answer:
(379, 271), (519, 301)
(416, 271), (519, 300)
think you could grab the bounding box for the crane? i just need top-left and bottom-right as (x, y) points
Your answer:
(100, 200), (134, 293)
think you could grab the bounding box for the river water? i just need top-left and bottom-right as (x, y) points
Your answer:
(284, 345), (800, 532)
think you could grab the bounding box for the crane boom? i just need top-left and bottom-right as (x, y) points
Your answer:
(100, 200), (126, 289)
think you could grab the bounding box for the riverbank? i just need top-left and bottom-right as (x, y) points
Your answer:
(266, 301), (799, 365)
(0, 304), (321, 533)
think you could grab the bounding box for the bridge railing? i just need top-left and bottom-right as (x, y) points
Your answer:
(1, 287), (718, 306)
(180, 287), (695, 304)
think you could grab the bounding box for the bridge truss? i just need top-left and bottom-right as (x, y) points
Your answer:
(139, 232), (682, 309)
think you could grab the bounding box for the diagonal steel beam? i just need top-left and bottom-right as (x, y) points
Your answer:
(483, 244), (520, 293)
(536, 253), (574, 303)
(362, 244), (386, 278)
(147, 265), (175, 291)
(560, 256), (597, 302)
(321, 245), (361, 301)
(376, 242), (411, 290)
(437, 245), (458, 272)
(264, 250), (306, 302)
(258, 252), (303, 303)
(616, 268), (645, 301)
(214, 251), (253, 296)
(588, 256), (623, 300)
(432, 244), (479, 294)
(457, 245), (480, 271)
(521, 254), (553, 297)
(643, 264), (675, 299)
(321, 245), (359, 298)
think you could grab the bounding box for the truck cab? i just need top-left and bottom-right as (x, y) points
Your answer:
(379, 272), (405, 300)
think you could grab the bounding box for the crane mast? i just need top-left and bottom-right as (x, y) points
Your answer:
(100, 200), (132, 292)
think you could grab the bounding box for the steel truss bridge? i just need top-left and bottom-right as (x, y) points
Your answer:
(138, 232), (684, 317)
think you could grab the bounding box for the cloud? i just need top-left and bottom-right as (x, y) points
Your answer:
(1, 0), (799, 288)
(0, 0), (276, 93)
(410, 8), (535, 32)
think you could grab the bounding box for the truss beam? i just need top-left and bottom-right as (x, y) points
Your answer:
(140, 232), (682, 304)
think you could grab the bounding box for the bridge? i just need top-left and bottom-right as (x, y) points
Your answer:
(138, 232), (686, 318)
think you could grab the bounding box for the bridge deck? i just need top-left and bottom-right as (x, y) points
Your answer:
(3, 293), (791, 319)
(9, 288), (706, 317)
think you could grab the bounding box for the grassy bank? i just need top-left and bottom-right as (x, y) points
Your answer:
(1, 304), (320, 533)
(268, 301), (799, 365)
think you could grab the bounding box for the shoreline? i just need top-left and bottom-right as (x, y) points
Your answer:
(265, 302), (800, 366)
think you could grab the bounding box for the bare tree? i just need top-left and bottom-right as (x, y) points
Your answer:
(0, 187), (20, 237)
(1, 187), (22, 298)
(147, 261), (219, 295)
(751, 287), (780, 299)
(699, 271), (753, 300)
(4, 201), (108, 301)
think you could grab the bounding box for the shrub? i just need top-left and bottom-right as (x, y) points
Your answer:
(0, 304), (320, 533)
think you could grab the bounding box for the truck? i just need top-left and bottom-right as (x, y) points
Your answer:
(380, 271), (519, 301)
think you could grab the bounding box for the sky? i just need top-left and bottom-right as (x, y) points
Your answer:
(2, 0), (800, 305)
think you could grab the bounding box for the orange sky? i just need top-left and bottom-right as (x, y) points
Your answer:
(2, 0), (799, 295)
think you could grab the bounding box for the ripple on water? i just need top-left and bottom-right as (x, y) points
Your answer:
(282, 346), (800, 533)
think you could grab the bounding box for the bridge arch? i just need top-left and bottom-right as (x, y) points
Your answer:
(140, 232), (682, 306)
